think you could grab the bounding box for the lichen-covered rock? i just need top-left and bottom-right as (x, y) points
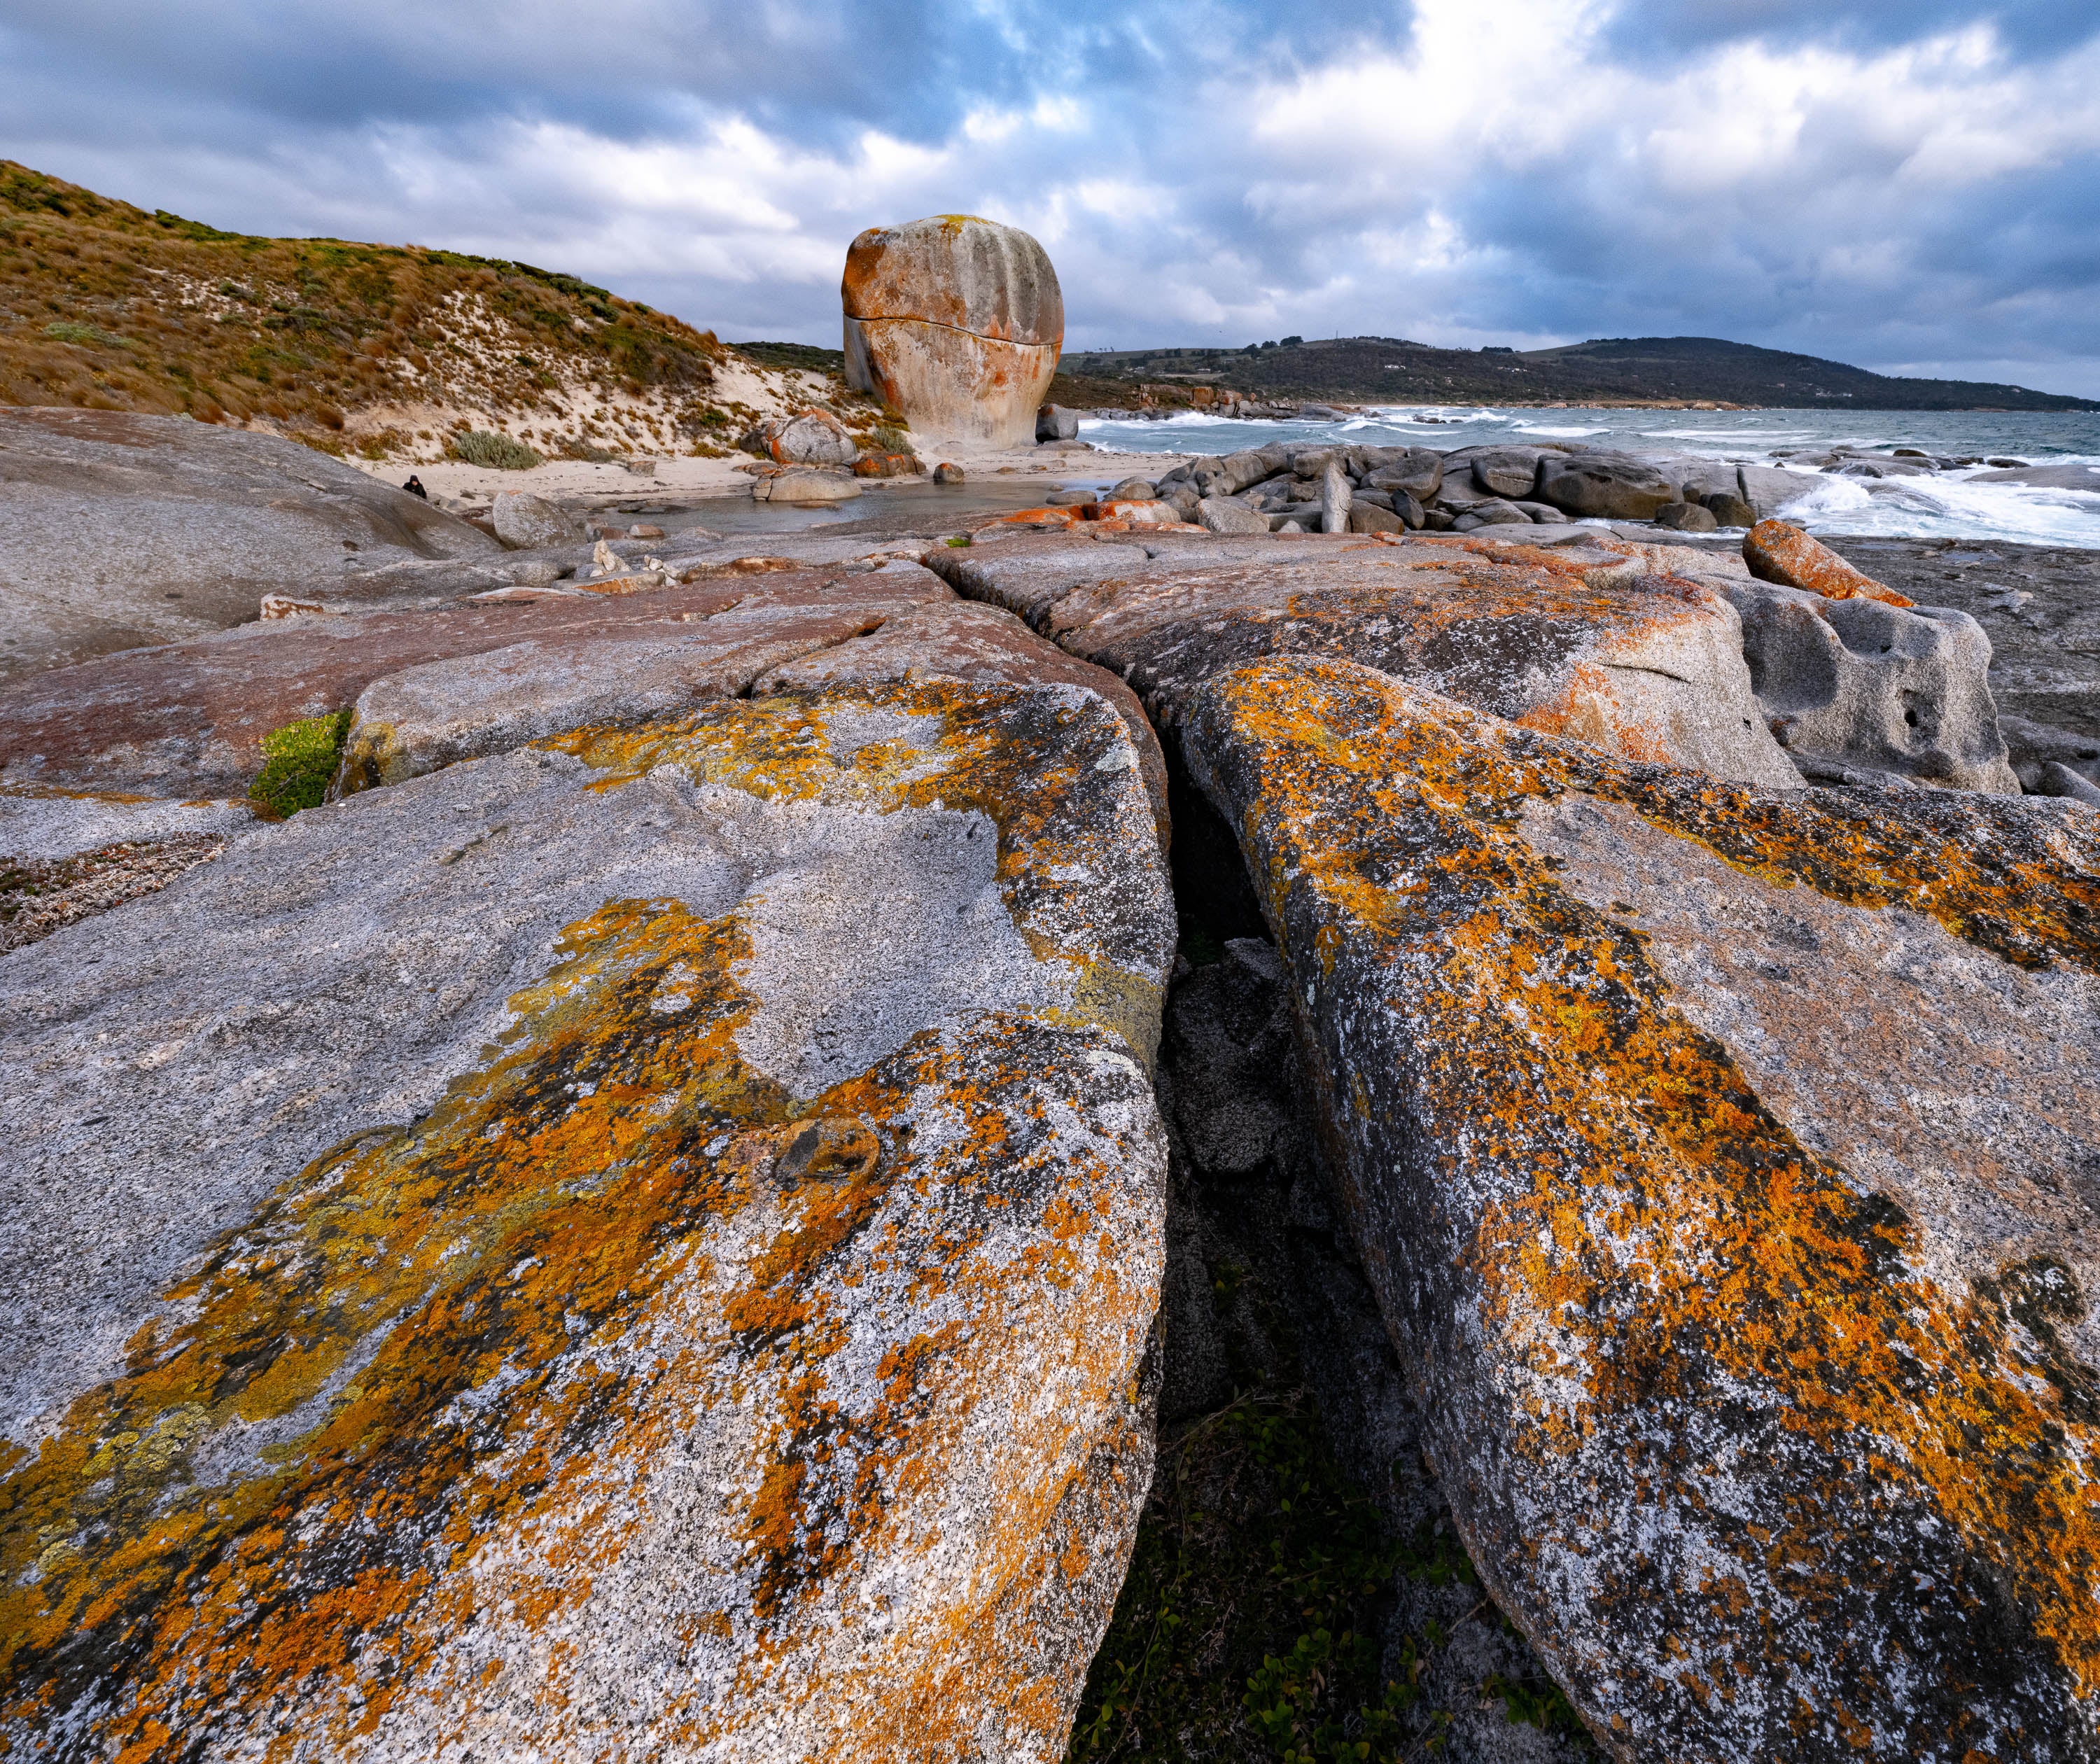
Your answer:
(1728, 577), (2022, 792)
(0, 407), (498, 681)
(0, 680), (1174, 1761)
(744, 407), (858, 467)
(1183, 654), (2100, 1760)
(843, 216), (1063, 447)
(335, 568), (942, 792)
(1744, 518), (1914, 607)
(0, 565), (948, 799)
(932, 529), (1799, 785)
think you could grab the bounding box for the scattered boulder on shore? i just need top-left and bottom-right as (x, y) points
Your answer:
(1536, 450), (1680, 521)
(1184, 654), (2100, 1760)
(751, 465), (863, 503)
(0, 680), (1175, 1762)
(1744, 518), (1916, 606)
(1728, 575), (2022, 792)
(843, 216), (1063, 447)
(1036, 404), (1080, 443)
(742, 407), (860, 467)
(491, 490), (586, 550)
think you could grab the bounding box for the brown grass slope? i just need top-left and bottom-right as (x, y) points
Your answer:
(0, 160), (771, 463)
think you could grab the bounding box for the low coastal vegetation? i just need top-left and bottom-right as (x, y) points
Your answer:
(1059, 333), (2099, 413)
(0, 161), (828, 464)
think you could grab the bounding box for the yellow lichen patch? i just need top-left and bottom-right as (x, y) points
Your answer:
(0, 894), (785, 1744)
(4, 681), (1171, 1760)
(1189, 657), (2100, 1746)
(545, 682), (1171, 1065)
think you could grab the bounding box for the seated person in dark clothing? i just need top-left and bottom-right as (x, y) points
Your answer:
(402, 475), (428, 499)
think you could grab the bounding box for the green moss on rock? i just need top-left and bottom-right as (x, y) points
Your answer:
(250, 710), (349, 816)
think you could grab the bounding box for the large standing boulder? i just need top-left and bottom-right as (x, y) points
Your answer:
(0, 407), (499, 681)
(1183, 655), (2100, 1760)
(844, 216), (1063, 448)
(0, 680), (1174, 1760)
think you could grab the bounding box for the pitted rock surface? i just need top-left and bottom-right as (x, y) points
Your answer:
(932, 528), (1798, 785)
(0, 566), (950, 799)
(1727, 577), (2021, 792)
(0, 680), (1173, 1761)
(1182, 655), (2100, 1760)
(0, 407), (498, 680)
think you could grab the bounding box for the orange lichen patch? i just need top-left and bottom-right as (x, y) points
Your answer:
(977, 503), (1205, 536)
(1, 682), (1172, 1760)
(0, 895), (783, 1746)
(545, 682), (1172, 1063)
(1184, 657), (2100, 1754)
(1745, 519), (1915, 607)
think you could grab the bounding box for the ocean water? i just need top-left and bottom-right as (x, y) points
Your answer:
(1076, 405), (2100, 549)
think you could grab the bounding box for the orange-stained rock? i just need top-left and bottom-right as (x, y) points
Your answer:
(746, 407), (857, 467)
(979, 500), (1204, 536)
(1744, 517), (1915, 606)
(841, 216), (1063, 448)
(0, 681), (1175, 1760)
(0, 565), (950, 799)
(1182, 655), (2100, 1760)
(853, 449), (923, 479)
(930, 528), (1800, 785)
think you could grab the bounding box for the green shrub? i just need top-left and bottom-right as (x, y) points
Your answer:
(869, 424), (913, 454)
(447, 428), (540, 470)
(251, 710), (350, 817)
(43, 320), (130, 349)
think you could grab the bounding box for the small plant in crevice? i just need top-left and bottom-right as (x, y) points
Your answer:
(251, 710), (350, 818)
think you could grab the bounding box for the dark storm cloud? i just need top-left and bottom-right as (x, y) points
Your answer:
(3, 0), (2097, 395)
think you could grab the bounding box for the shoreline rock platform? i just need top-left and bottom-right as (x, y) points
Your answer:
(3, 407), (2098, 1760)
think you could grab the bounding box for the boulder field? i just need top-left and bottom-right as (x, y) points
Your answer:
(1082, 440), (1833, 540)
(2, 423), (2097, 1761)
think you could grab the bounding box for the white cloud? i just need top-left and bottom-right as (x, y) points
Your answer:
(2, 0), (2097, 390)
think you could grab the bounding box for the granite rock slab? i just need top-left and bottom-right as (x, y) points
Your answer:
(0, 680), (1174, 1761)
(1184, 655), (2100, 1760)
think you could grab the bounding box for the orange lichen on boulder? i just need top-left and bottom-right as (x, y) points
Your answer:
(1182, 655), (2100, 1760)
(0, 682), (1175, 1761)
(1744, 517), (1915, 606)
(930, 529), (1799, 785)
(977, 500), (1205, 536)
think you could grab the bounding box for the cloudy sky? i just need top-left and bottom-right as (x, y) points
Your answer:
(6, 1), (2099, 393)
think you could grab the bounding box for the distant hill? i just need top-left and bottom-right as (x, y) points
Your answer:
(0, 162), (835, 463)
(1059, 333), (2099, 413)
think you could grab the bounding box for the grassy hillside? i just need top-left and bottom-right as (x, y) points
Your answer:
(0, 161), (831, 463)
(1063, 333), (2099, 412)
